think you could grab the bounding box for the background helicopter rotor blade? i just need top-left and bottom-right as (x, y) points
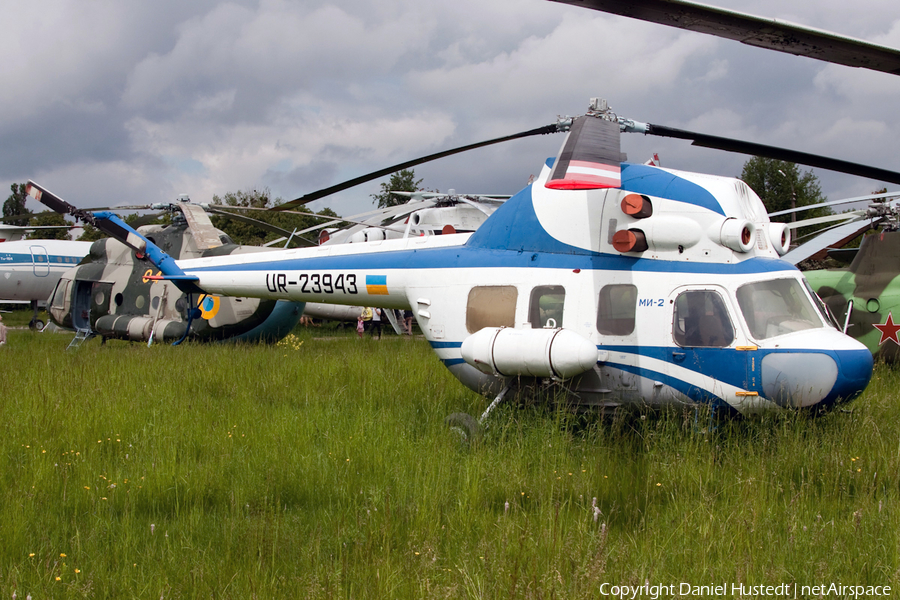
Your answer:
(204, 207), (318, 247)
(390, 191), (511, 202)
(785, 212), (865, 231)
(0, 210), (66, 224)
(211, 202), (434, 235)
(454, 196), (497, 217)
(272, 122), (564, 211)
(81, 205), (155, 212)
(25, 181), (141, 249)
(550, 0), (900, 75)
(769, 191), (900, 218)
(296, 200), (441, 241)
(130, 212), (167, 228)
(782, 218), (880, 265)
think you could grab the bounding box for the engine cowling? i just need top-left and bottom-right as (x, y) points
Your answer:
(461, 327), (599, 380)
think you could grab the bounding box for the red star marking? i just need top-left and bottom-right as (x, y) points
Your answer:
(874, 312), (900, 346)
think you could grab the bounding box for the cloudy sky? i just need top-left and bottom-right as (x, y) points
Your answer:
(3, 0), (900, 220)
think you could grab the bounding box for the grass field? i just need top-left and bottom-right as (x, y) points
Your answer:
(0, 317), (898, 598)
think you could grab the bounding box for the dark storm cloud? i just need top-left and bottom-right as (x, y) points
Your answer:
(1, 0), (899, 217)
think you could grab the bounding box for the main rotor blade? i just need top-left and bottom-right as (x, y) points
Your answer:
(25, 181), (138, 246)
(550, 0), (900, 75)
(273, 123), (562, 211)
(644, 123), (900, 185)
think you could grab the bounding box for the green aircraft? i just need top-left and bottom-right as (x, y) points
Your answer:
(781, 194), (900, 362)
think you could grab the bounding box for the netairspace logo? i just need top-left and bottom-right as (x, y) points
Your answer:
(598, 582), (892, 599)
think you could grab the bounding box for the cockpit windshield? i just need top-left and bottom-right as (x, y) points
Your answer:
(736, 278), (823, 340)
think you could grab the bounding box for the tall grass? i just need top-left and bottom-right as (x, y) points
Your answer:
(0, 326), (898, 598)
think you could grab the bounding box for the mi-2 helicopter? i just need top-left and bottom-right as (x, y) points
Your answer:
(28, 98), (878, 429)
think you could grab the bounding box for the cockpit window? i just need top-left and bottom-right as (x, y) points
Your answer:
(51, 279), (69, 310)
(673, 290), (734, 347)
(736, 278), (822, 340)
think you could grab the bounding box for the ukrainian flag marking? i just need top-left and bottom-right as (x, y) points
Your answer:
(366, 275), (389, 295)
(198, 294), (221, 319)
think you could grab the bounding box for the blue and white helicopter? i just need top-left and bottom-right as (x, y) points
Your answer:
(27, 99), (879, 435)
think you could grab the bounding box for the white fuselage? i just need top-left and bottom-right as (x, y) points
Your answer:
(0, 239), (91, 303)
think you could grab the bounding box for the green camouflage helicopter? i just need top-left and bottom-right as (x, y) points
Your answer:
(779, 192), (900, 362)
(47, 198), (307, 347)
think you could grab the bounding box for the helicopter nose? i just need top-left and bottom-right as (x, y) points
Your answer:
(828, 346), (875, 406)
(760, 344), (873, 409)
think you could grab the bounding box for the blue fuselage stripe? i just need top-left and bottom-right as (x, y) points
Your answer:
(185, 245), (797, 276)
(0, 253), (83, 266)
(429, 341), (463, 349)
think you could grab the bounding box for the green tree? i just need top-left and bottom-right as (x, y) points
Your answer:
(740, 158), (829, 222)
(26, 211), (71, 240)
(370, 169), (423, 208)
(77, 223), (105, 242)
(210, 188), (340, 247)
(2, 183), (32, 226)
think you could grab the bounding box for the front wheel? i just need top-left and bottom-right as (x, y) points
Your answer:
(445, 412), (483, 447)
(29, 319), (45, 331)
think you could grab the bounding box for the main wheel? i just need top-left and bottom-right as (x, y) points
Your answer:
(445, 412), (483, 447)
(29, 319), (45, 331)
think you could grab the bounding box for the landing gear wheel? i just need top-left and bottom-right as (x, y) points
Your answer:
(29, 319), (45, 331)
(445, 412), (483, 447)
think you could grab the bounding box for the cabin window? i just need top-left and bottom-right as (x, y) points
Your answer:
(466, 286), (517, 333)
(736, 278), (822, 340)
(529, 286), (565, 328)
(51, 280), (69, 310)
(597, 284), (637, 335)
(673, 290), (734, 347)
